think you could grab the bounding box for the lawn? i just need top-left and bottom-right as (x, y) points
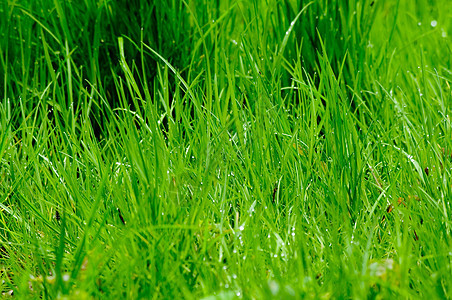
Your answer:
(1, 0), (452, 298)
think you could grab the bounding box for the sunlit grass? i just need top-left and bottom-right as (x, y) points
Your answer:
(1, 0), (452, 298)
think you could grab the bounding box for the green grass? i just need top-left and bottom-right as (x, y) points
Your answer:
(1, 0), (452, 298)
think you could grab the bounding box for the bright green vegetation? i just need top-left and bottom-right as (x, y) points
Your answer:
(1, 0), (452, 298)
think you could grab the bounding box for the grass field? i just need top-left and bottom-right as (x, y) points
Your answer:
(1, 0), (452, 298)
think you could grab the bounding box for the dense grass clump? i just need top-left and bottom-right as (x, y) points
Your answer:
(1, 0), (452, 298)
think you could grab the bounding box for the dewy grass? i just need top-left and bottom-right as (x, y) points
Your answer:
(1, 0), (452, 298)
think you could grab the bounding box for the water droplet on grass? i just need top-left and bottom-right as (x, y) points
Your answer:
(431, 20), (437, 27)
